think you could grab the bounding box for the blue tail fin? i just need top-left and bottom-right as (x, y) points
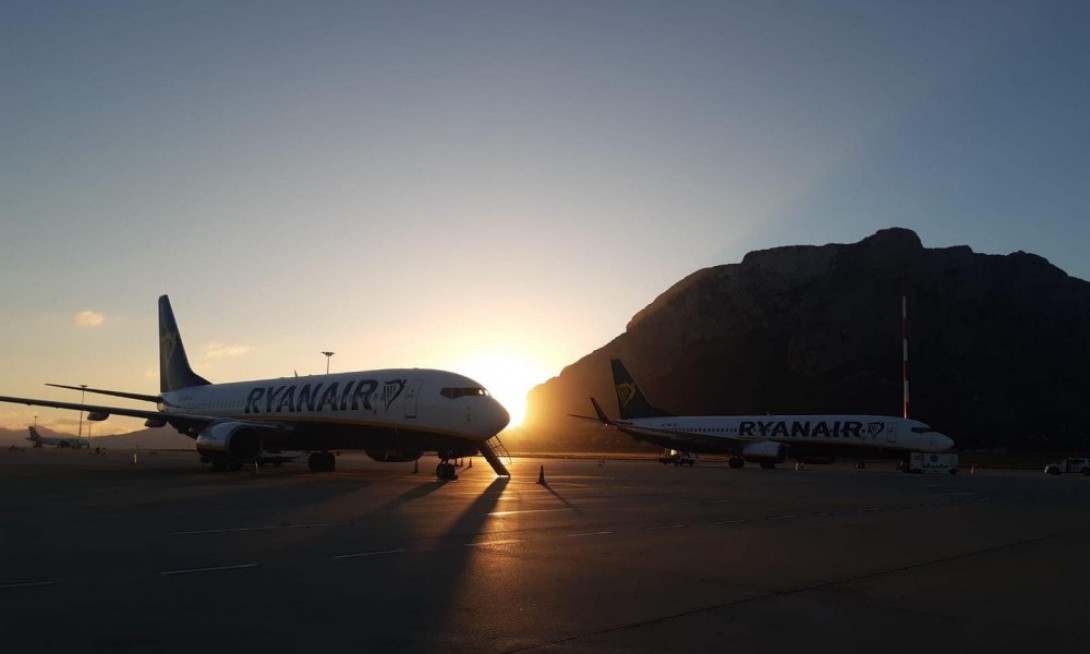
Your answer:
(609, 359), (673, 420)
(159, 295), (211, 392)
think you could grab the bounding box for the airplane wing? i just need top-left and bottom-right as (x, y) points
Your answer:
(45, 383), (161, 403)
(567, 398), (618, 425)
(603, 420), (750, 454)
(0, 394), (215, 430)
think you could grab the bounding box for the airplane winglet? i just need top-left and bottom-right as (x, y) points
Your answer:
(590, 397), (614, 425)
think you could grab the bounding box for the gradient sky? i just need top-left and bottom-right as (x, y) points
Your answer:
(2, 1), (1087, 433)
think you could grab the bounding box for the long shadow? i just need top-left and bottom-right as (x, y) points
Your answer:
(540, 482), (586, 518)
(378, 476), (449, 509)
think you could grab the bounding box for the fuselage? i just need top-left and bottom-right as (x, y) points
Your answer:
(159, 369), (510, 443)
(620, 414), (954, 454)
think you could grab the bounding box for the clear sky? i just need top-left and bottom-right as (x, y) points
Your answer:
(2, 1), (1087, 433)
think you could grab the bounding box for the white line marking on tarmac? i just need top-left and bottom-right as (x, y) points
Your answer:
(0, 580), (56, 590)
(173, 522), (349, 536)
(566, 531), (614, 537)
(646, 524), (686, 531)
(465, 539), (521, 547)
(485, 508), (570, 516)
(160, 563), (259, 576)
(334, 549), (406, 559)
(769, 514), (798, 521)
(713, 519), (747, 525)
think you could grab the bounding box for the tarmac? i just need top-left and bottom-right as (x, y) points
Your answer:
(3, 448), (1090, 653)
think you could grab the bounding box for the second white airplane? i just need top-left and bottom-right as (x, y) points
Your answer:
(26, 425), (87, 449)
(586, 359), (955, 468)
(0, 296), (511, 479)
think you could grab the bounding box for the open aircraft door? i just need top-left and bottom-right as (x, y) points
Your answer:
(885, 421), (897, 444)
(404, 379), (423, 419)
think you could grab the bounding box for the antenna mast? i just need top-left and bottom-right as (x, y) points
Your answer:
(902, 285), (909, 419)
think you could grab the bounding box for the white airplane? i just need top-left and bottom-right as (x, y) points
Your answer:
(1, 296), (510, 479)
(584, 359), (954, 468)
(26, 425), (87, 449)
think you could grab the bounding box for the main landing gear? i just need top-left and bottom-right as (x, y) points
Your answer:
(308, 451), (336, 472)
(209, 460), (243, 472)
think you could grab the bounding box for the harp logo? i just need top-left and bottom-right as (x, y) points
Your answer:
(867, 422), (885, 437)
(381, 380), (407, 410)
(160, 330), (178, 365)
(615, 382), (637, 408)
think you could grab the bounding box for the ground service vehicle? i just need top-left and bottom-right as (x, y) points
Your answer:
(658, 449), (696, 466)
(1044, 458), (1090, 476)
(902, 452), (959, 474)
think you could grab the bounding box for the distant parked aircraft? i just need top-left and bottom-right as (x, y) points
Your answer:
(27, 426), (87, 449)
(583, 359), (954, 468)
(2, 296), (510, 479)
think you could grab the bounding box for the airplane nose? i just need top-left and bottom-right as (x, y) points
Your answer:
(486, 400), (510, 435)
(934, 434), (955, 451)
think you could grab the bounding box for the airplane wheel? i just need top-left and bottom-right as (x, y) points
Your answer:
(325, 452), (336, 472)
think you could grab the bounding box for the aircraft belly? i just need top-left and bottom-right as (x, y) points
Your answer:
(267, 422), (478, 453)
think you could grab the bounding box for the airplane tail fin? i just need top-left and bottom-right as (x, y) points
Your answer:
(158, 295), (211, 392)
(27, 426), (41, 443)
(610, 359), (673, 420)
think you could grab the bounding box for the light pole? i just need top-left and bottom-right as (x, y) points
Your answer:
(322, 351), (335, 375)
(78, 384), (87, 441)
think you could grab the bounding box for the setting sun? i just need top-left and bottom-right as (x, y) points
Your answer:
(443, 346), (555, 429)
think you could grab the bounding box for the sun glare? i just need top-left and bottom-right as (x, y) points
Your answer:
(446, 347), (554, 429)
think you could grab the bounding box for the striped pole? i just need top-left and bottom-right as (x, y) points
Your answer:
(902, 286), (909, 419)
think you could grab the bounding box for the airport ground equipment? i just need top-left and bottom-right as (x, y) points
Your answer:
(1044, 458), (1090, 476)
(901, 452), (959, 474)
(658, 449), (696, 466)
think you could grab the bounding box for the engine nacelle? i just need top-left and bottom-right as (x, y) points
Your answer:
(195, 422), (262, 461)
(742, 440), (788, 464)
(364, 449), (423, 463)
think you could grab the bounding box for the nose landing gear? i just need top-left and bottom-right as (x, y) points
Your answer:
(435, 460), (457, 480)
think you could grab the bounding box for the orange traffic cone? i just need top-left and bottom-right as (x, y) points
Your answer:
(537, 465), (547, 485)
(467, 459), (473, 469)
(412, 460), (418, 474)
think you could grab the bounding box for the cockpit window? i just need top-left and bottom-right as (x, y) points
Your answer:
(440, 387), (490, 399)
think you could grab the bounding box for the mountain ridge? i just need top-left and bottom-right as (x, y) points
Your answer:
(523, 228), (1090, 452)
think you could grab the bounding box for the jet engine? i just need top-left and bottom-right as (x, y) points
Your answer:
(364, 449), (423, 463)
(742, 440), (788, 464)
(195, 422), (263, 461)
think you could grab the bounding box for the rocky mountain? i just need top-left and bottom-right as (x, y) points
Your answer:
(523, 228), (1090, 452)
